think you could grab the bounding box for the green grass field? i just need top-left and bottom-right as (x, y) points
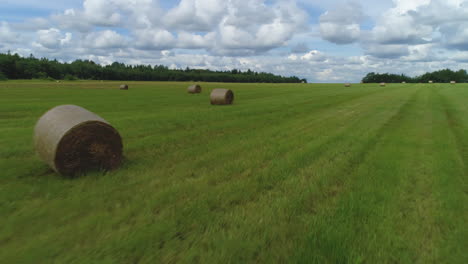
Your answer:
(0, 81), (467, 263)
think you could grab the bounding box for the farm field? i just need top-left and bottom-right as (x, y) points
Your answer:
(0, 80), (467, 263)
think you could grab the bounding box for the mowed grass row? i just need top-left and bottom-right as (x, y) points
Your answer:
(0, 81), (466, 263)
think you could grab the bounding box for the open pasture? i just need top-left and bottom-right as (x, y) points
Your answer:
(0, 81), (466, 263)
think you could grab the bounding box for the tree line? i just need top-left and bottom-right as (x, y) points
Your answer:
(362, 69), (468, 83)
(0, 52), (306, 83)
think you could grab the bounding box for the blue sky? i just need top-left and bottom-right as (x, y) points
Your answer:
(1, 0), (468, 82)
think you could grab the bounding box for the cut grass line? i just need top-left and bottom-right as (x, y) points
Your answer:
(295, 86), (425, 263)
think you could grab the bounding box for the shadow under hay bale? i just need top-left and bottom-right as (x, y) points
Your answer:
(210, 89), (234, 105)
(34, 105), (123, 176)
(120, 84), (128, 90)
(188, 84), (202, 93)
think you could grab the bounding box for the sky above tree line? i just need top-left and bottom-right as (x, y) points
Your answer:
(1, 0), (468, 82)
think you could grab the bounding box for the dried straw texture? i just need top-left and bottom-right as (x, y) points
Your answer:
(120, 84), (129, 90)
(451, 81), (456, 84)
(188, 84), (202, 93)
(380, 82), (386, 87)
(34, 105), (123, 176)
(344, 83), (351, 87)
(210, 89), (234, 105)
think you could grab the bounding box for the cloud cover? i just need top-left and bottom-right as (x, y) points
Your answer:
(2, 0), (468, 82)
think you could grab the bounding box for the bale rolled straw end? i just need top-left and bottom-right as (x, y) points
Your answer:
(120, 84), (129, 90)
(344, 83), (351, 87)
(34, 105), (123, 176)
(210, 88), (234, 105)
(450, 81), (456, 84)
(380, 82), (386, 87)
(188, 84), (202, 94)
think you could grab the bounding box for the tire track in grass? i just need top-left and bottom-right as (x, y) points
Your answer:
(385, 87), (440, 264)
(430, 87), (468, 263)
(437, 89), (468, 176)
(294, 84), (466, 263)
(293, 86), (428, 263)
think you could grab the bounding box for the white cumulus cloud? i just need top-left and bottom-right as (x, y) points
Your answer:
(84, 30), (127, 49)
(34, 28), (72, 49)
(319, 2), (365, 44)
(0, 22), (21, 43)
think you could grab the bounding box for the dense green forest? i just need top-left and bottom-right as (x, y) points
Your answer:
(362, 69), (468, 83)
(0, 52), (305, 83)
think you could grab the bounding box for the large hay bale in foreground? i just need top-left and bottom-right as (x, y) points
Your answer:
(210, 89), (234, 105)
(188, 84), (202, 93)
(380, 82), (386, 87)
(120, 84), (128, 90)
(344, 83), (351, 87)
(451, 81), (456, 84)
(34, 105), (123, 176)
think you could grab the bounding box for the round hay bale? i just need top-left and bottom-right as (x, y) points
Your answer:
(188, 84), (202, 94)
(451, 81), (456, 84)
(402, 81), (406, 84)
(210, 88), (234, 105)
(380, 82), (386, 87)
(428, 80), (433, 84)
(344, 83), (351, 87)
(120, 84), (128, 90)
(34, 105), (123, 176)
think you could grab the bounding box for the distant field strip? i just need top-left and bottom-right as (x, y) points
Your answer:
(0, 81), (466, 263)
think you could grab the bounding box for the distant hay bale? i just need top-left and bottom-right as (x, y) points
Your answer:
(120, 84), (128, 90)
(402, 81), (406, 84)
(428, 80), (433, 84)
(187, 84), (202, 94)
(380, 82), (386, 87)
(450, 81), (456, 84)
(210, 88), (234, 105)
(34, 105), (123, 176)
(344, 83), (351, 87)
